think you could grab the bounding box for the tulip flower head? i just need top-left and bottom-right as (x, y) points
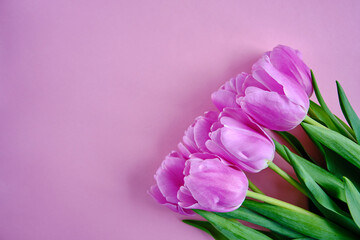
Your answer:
(206, 108), (275, 173)
(149, 151), (193, 215)
(178, 153), (248, 212)
(212, 45), (312, 131)
(149, 152), (248, 214)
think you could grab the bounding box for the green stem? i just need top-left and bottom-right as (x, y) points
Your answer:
(248, 180), (264, 195)
(268, 161), (308, 197)
(303, 115), (326, 128)
(246, 191), (316, 217)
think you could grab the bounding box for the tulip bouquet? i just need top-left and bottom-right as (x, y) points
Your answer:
(149, 45), (360, 240)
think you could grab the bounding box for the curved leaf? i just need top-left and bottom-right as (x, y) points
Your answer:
(292, 149), (346, 202)
(309, 100), (338, 130)
(311, 70), (355, 141)
(217, 207), (304, 238)
(336, 81), (360, 143)
(275, 131), (312, 161)
(275, 141), (346, 202)
(302, 123), (360, 169)
(183, 220), (229, 240)
(194, 210), (272, 240)
(344, 177), (360, 229)
(243, 200), (356, 240)
(286, 148), (360, 233)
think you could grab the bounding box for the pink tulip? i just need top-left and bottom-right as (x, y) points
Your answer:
(149, 151), (193, 215)
(205, 108), (275, 173)
(239, 47), (311, 131)
(178, 108), (274, 173)
(268, 45), (313, 97)
(212, 45), (312, 131)
(149, 151), (248, 214)
(178, 153), (248, 212)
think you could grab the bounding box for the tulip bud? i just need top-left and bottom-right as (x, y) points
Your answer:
(211, 45), (312, 131)
(206, 108), (275, 173)
(268, 45), (313, 97)
(178, 153), (248, 212)
(149, 151), (193, 215)
(149, 152), (248, 214)
(238, 45), (312, 131)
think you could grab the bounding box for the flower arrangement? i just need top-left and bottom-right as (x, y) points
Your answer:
(149, 45), (360, 240)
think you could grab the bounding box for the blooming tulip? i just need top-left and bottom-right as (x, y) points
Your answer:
(268, 45), (313, 97)
(212, 45), (312, 131)
(149, 151), (248, 214)
(205, 108), (275, 173)
(149, 151), (193, 215)
(178, 153), (248, 212)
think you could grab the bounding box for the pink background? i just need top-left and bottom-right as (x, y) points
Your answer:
(1, 1), (360, 239)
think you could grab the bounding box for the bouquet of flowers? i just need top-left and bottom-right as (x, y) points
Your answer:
(149, 45), (360, 240)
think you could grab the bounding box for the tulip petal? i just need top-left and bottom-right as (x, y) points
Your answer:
(149, 185), (194, 215)
(177, 186), (200, 209)
(177, 142), (192, 158)
(252, 54), (309, 109)
(183, 125), (197, 153)
(155, 152), (186, 204)
(240, 88), (308, 131)
(211, 89), (238, 111)
(193, 112), (218, 152)
(270, 45), (313, 97)
(221, 127), (273, 168)
(234, 73), (249, 95)
(184, 158), (248, 212)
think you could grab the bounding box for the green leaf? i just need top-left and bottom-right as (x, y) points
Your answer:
(243, 200), (356, 240)
(183, 220), (229, 240)
(336, 81), (360, 143)
(321, 144), (360, 191)
(287, 147), (346, 202)
(335, 115), (355, 137)
(300, 123), (360, 191)
(275, 131), (312, 161)
(194, 210), (272, 240)
(344, 177), (360, 229)
(258, 230), (289, 240)
(301, 123), (360, 169)
(311, 70), (355, 141)
(309, 100), (338, 131)
(292, 238), (314, 240)
(217, 207), (304, 238)
(274, 140), (346, 202)
(286, 147), (359, 233)
(309, 100), (354, 138)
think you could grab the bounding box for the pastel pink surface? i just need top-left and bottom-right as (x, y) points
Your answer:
(1, 1), (360, 240)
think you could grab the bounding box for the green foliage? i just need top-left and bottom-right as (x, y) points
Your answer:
(217, 207), (304, 238)
(336, 81), (360, 143)
(243, 200), (356, 240)
(194, 210), (272, 240)
(183, 220), (229, 240)
(286, 148), (359, 234)
(344, 177), (360, 230)
(311, 70), (355, 141)
(302, 123), (360, 169)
